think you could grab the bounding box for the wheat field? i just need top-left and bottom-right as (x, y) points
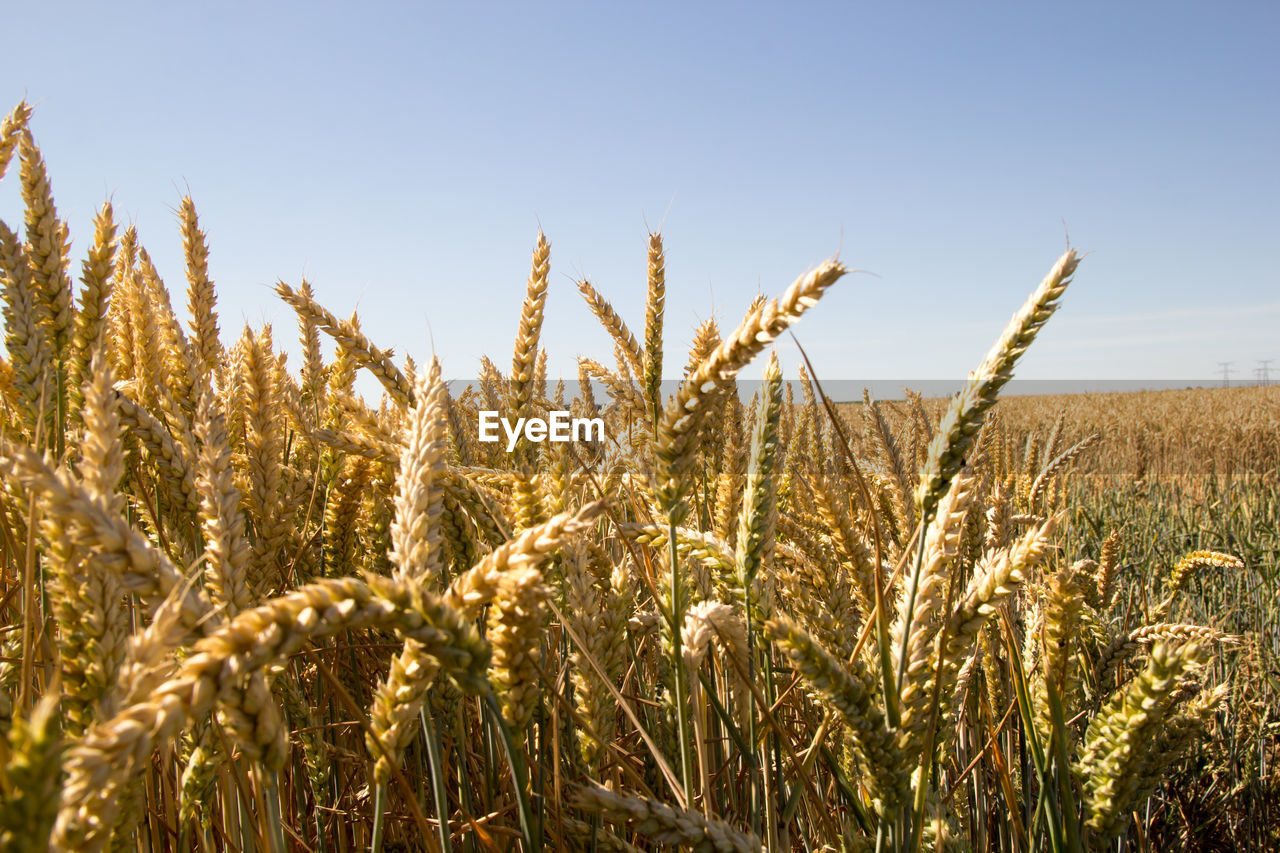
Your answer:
(1, 99), (1276, 852)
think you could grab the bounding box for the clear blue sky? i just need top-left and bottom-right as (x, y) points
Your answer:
(3, 2), (1276, 387)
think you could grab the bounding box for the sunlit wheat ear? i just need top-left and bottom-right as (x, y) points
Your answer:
(0, 99), (33, 180)
(642, 230), (666, 415)
(617, 522), (736, 580)
(131, 247), (194, 428)
(509, 231), (550, 424)
(1136, 681), (1228, 802)
(574, 784), (765, 853)
(681, 600), (748, 676)
(564, 544), (629, 770)
(19, 129), (74, 370)
(445, 501), (605, 618)
(1095, 623), (1227, 687)
(864, 390), (914, 529)
(112, 576), (190, 712)
(1035, 567), (1086, 746)
(810, 469), (876, 615)
(365, 586), (494, 781)
(0, 694), (62, 851)
(275, 279), (414, 406)
(489, 565), (550, 731)
(1092, 529), (1121, 609)
(573, 357), (598, 416)
(892, 465), (979, 757)
(655, 258), (845, 523)
(1028, 431), (1099, 511)
(51, 351), (129, 736)
(113, 390), (201, 519)
(577, 277), (643, 377)
(683, 317), (721, 379)
(579, 356), (648, 418)
(916, 250), (1079, 522)
(1, 220), (55, 437)
(1077, 641), (1207, 840)
(237, 325), (287, 594)
(106, 225), (137, 380)
(218, 670), (289, 774)
(194, 384), (252, 616)
(120, 244), (163, 407)
(363, 360), (458, 780)
(68, 202), (117, 424)
(365, 503), (601, 781)
(294, 278), (325, 407)
(898, 516), (1061, 762)
(180, 196), (223, 378)
(389, 357), (449, 584)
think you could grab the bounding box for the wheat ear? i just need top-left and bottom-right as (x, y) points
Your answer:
(734, 352), (783, 618)
(655, 258), (845, 523)
(1153, 550), (1244, 620)
(68, 202), (118, 424)
(180, 196), (223, 377)
(893, 466), (979, 760)
(642, 230), (666, 416)
(916, 250), (1079, 521)
(509, 231), (551, 426)
(768, 614), (908, 812)
(19, 130), (74, 372)
(682, 600), (749, 676)
(574, 784), (764, 853)
(241, 326), (288, 592)
(899, 516), (1060, 762)
(489, 564), (552, 731)
(1093, 530), (1121, 609)
(1028, 432), (1099, 511)
(366, 360), (458, 781)
(0, 220), (55, 438)
(275, 279), (414, 406)
(106, 225), (137, 380)
(446, 501), (605, 618)
(577, 278), (644, 377)
(1077, 641), (1207, 839)
(52, 352), (129, 735)
(194, 385), (253, 615)
(0, 99), (33, 180)
(389, 357), (450, 584)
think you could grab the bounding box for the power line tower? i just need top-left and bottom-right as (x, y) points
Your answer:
(1259, 359), (1274, 387)
(1217, 361), (1234, 388)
